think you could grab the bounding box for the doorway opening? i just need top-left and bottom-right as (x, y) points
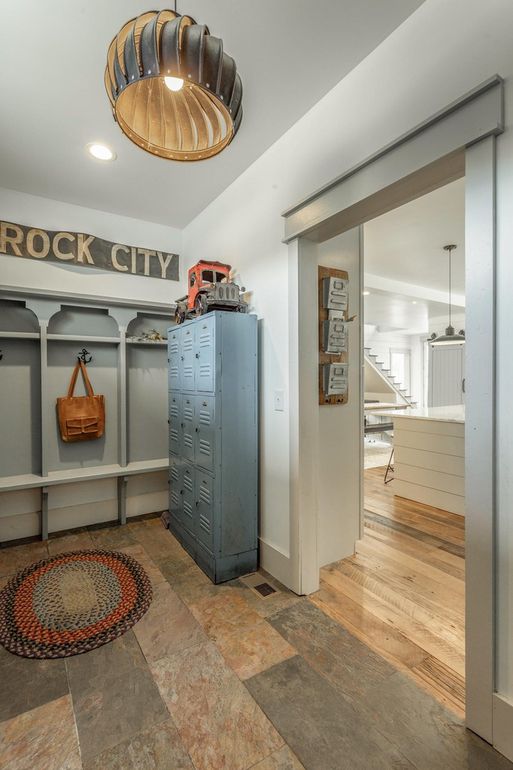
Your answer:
(360, 178), (466, 716)
(286, 75), (501, 749)
(315, 178), (467, 718)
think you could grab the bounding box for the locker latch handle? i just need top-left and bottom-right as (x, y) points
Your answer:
(195, 353), (200, 358)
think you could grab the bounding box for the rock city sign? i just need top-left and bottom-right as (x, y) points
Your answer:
(0, 220), (179, 281)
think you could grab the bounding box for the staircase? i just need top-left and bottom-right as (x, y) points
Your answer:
(364, 347), (417, 407)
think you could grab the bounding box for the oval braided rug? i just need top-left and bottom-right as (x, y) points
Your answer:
(0, 549), (152, 659)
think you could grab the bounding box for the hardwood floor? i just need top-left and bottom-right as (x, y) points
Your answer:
(311, 466), (465, 717)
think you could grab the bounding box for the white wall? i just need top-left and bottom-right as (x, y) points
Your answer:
(183, 183), (291, 560)
(317, 232), (361, 568)
(0, 187), (185, 301)
(181, 0), (513, 704)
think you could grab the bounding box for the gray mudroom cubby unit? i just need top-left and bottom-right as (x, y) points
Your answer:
(167, 311), (258, 583)
(0, 286), (174, 542)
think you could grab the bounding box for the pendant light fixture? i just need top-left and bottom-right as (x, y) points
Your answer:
(427, 244), (465, 346)
(104, 8), (243, 161)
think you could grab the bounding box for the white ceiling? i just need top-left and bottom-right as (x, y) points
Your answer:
(364, 289), (462, 336)
(363, 178), (466, 333)
(364, 177), (465, 295)
(0, 1), (423, 228)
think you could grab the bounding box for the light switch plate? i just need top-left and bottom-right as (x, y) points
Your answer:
(274, 390), (285, 412)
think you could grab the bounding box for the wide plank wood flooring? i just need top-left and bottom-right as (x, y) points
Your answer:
(311, 466), (465, 717)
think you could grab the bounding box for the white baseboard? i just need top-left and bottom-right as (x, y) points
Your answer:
(493, 693), (513, 762)
(258, 537), (297, 592)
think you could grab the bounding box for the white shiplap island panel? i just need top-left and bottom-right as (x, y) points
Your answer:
(373, 405), (465, 516)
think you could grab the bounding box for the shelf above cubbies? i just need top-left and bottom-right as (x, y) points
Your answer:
(0, 458), (170, 493)
(126, 339), (168, 346)
(47, 334), (121, 344)
(0, 331), (40, 339)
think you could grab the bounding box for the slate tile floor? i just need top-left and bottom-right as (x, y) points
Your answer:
(0, 516), (512, 770)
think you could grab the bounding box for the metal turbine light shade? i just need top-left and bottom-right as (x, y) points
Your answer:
(105, 10), (243, 161)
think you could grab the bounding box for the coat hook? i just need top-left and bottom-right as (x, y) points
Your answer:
(77, 348), (92, 364)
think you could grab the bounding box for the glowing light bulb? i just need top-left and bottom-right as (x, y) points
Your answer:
(164, 76), (184, 92)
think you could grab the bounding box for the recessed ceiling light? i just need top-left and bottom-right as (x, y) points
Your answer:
(412, 300), (417, 305)
(362, 290), (370, 296)
(87, 143), (116, 161)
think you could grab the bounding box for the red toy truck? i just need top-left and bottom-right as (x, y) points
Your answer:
(175, 260), (248, 323)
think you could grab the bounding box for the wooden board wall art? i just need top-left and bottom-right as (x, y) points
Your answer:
(318, 266), (350, 405)
(0, 220), (179, 281)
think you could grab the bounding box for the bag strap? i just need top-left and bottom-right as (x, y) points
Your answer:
(79, 360), (95, 397)
(67, 360), (95, 398)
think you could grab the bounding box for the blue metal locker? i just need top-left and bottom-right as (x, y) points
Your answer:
(167, 311), (258, 583)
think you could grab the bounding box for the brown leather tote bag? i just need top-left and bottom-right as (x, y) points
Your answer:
(57, 360), (105, 442)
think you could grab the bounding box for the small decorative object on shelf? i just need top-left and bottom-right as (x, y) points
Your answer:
(175, 260), (248, 324)
(318, 266), (350, 405)
(129, 329), (165, 342)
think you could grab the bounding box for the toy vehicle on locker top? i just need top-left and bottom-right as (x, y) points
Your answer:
(174, 260), (248, 323)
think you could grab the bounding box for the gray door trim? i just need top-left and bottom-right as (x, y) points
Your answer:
(284, 79), (502, 746)
(283, 75), (503, 243)
(465, 135), (496, 742)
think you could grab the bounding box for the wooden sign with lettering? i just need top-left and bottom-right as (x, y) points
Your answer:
(0, 220), (179, 281)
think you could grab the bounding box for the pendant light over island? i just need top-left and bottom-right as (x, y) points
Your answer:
(427, 244), (465, 346)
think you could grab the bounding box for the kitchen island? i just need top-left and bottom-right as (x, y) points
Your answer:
(372, 405), (465, 516)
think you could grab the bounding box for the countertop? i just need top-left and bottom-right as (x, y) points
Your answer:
(370, 404), (465, 424)
(364, 402), (408, 411)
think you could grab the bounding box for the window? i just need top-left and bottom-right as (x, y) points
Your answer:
(202, 270), (214, 283)
(389, 348), (411, 394)
(216, 271), (228, 282)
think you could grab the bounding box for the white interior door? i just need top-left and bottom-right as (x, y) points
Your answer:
(428, 344), (465, 407)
